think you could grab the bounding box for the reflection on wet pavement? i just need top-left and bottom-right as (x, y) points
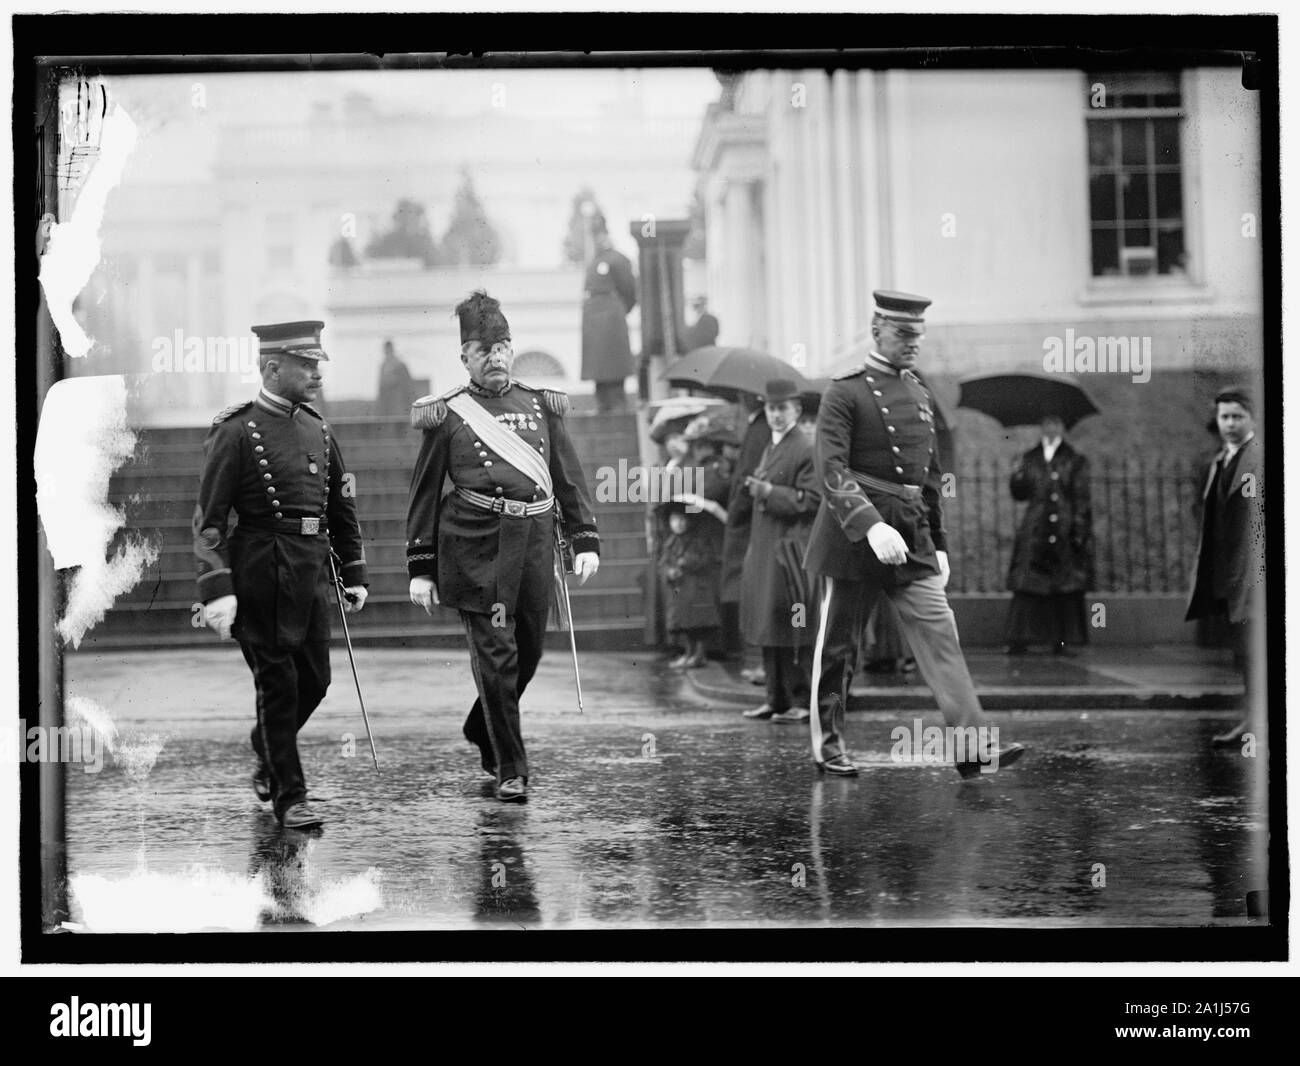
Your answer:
(63, 651), (1267, 931)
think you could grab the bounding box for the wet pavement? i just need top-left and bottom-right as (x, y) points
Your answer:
(59, 648), (1267, 932)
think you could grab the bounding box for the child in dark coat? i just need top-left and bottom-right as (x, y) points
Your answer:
(657, 501), (721, 668)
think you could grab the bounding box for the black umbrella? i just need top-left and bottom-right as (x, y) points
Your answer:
(664, 345), (811, 400)
(956, 371), (1101, 431)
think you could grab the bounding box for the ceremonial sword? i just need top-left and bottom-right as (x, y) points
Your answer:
(553, 506), (584, 714)
(329, 550), (381, 773)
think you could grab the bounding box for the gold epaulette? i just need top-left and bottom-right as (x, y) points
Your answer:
(410, 386), (465, 430)
(212, 401), (253, 425)
(832, 363), (867, 381)
(515, 380), (570, 416)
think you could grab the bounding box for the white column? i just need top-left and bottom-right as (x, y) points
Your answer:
(855, 71), (882, 325)
(831, 70), (859, 361)
(811, 71), (838, 374)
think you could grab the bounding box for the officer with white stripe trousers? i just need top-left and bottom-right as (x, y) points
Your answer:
(803, 291), (1026, 778)
(407, 291), (600, 803)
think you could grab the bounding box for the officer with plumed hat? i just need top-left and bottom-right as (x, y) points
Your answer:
(193, 320), (369, 830)
(803, 291), (1026, 777)
(407, 290), (600, 802)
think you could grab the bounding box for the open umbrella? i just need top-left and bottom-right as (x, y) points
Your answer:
(664, 345), (811, 400)
(957, 371), (1100, 431)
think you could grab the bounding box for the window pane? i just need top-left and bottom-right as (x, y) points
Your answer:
(1157, 226), (1186, 275)
(1121, 120), (1148, 165)
(1152, 118), (1181, 164)
(1123, 223), (1152, 248)
(1122, 172), (1150, 221)
(1088, 121), (1116, 167)
(1090, 173), (1117, 221)
(1154, 171), (1183, 220)
(1091, 226), (1119, 275)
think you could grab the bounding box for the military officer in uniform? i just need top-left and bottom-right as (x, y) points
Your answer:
(407, 290), (600, 803)
(194, 320), (368, 830)
(804, 291), (1025, 778)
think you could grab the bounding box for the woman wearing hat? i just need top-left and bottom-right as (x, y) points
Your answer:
(1005, 414), (1096, 655)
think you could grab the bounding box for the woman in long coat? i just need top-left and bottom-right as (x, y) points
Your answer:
(1005, 414), (1096, 654)
(739, 381), (822, 721)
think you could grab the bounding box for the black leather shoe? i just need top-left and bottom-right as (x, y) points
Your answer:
(816, 754), (860, 776)
(742, 704), (777, 719)
(496, 777), (528, 803)
(280, 802), (324, 830)
(770, 708), (810, 723)
(252, 765), (272, 803)
(955, 742), (1027, 779)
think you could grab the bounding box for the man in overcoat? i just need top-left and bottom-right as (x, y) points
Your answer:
(1186, 387), (1265, 747)
(579, 214), (638, 412)
(803, 291), (1026, 778)
(194, 320), (369, 830)
(739, 380), (821, 723)
(407, 291), (600, 802)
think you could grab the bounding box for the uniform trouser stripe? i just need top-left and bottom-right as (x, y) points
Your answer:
(241, 642), (329, 816)
(459, 609), (547, 782)
(808, 578), (834, 762)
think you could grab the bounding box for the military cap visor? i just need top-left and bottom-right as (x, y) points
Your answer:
(253, 320), (329, 361)
(872, 290), (932, 324)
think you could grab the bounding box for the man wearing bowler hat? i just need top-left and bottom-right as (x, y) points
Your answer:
(804, 291), (1026, 778)
(740, 379), (821, 723)
(193, 320), (369, 830)
(407, 290), (600, 803)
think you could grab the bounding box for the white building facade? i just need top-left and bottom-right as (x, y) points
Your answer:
(692, 67), (1262, 380)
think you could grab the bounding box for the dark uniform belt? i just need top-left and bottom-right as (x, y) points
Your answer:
(851, 469), (923, 501)
(456, 487), (553, 517)
(238, 516), (329, 535)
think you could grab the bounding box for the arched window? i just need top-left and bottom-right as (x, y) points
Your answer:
(512, 350), (566, 379)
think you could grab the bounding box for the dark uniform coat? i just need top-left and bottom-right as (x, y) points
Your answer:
(405, 380), (599, 613)
(580, 248), (637, 383)
(1186, 436), (1264, 626)
(1006, 441), (1095, 595)
(685, 312), (719, 352)
(804, 361), (946, 588)
(193, 391), (367, 646)
(740, 425), (821, 647)
(720, 408), (769, 604)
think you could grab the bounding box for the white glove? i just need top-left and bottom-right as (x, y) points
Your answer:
(936, 550), (951, 588)
(409, 576), (438, 615)
(343, 586), (368, 613)
(866, 522), (909, 566)
(574, 552), (600, 585)
(203, 595), (238, 639)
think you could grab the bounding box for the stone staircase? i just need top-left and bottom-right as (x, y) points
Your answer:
(84, 409), (650, 650)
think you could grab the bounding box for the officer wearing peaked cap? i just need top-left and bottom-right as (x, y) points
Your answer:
(193, 320), (368, 830)
(406, 291), (600, 803)
(804, 291), (1025, 778)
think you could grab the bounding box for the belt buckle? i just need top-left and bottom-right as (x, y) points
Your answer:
(300, 517), (320, 535)
(502, 499), (527, 518)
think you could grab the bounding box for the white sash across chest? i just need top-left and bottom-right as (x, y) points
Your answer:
(447, 391), (554, 496)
